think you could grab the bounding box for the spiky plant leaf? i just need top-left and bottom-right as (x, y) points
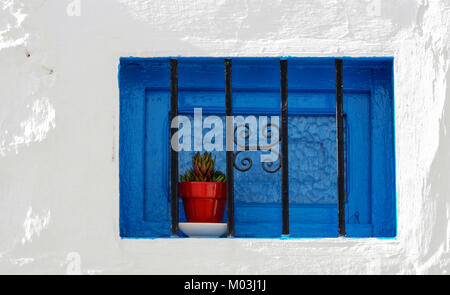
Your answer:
(180, 152), (226, 182)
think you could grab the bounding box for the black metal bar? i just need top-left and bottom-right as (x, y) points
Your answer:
(170, 59), (179, 236)
(335, 58), (346, 237)
(225, 58), (234, 237)
(280, 59), (289, 236)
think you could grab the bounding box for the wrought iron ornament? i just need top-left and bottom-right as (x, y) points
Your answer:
(232, 124), (281, 173)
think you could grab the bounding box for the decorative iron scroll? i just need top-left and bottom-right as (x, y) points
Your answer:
(233, 123), (281, 173)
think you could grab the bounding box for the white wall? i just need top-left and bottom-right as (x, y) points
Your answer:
(0, 0), (449, 274)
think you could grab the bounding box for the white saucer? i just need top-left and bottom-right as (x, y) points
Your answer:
(179, 222), (227, 238)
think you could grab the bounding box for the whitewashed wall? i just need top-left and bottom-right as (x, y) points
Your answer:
(0, 0), (449, 274)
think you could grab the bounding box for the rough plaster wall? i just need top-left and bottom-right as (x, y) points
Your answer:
(0, 0), (449, 274)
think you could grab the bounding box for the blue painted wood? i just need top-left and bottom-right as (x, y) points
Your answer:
(119, 57), (396, 238)
(119, 57), (172, 238)
(144, 90), (170, 222)
(344, 93), (371, 226)
(371, 66), (396, 237)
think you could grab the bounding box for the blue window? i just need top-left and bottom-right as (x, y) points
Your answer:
(119, 57), (396, 238)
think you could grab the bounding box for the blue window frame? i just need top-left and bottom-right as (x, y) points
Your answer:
(119, 57), (396, 238)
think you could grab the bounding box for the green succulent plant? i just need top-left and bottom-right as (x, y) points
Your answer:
(180, 152), (226, 182)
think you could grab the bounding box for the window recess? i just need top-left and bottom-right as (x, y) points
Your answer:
(119, 57), (396, 238)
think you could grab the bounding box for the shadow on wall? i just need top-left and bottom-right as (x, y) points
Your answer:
(424, 67), (450, 273)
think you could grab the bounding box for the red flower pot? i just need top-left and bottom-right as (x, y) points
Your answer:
(179, 182), (227, 223)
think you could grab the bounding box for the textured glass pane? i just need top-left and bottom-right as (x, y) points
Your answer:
(178, 114), (338, 205)
(289, 115), (337, 204)
(234, 150), (281, 204)
(178, 115), (226, 178)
